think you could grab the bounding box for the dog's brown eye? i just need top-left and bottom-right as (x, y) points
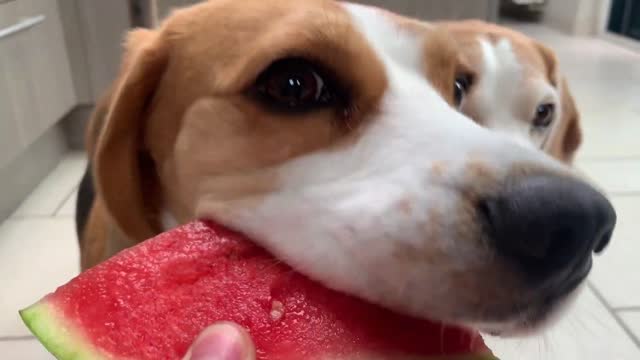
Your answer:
(254, 58), (336, 112)
(533, 103), (555, 128)
(454, 74), (473, 108)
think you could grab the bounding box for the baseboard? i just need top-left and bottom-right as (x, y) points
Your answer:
(599, 32), (640, 53)
(0, 125), (68, 222)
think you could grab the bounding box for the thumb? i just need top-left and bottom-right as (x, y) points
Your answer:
(183, 322), (256, 360)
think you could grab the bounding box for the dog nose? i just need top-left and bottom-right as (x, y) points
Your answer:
(479, 175), (616, 284)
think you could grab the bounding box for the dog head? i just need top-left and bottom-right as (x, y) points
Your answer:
(439, 20), (582, 164)
(92, 0), (614, 336)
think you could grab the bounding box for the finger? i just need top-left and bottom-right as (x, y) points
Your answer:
(182, 322), (256, 360)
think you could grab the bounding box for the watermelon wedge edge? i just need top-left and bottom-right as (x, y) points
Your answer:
(21, 299), (109, 360)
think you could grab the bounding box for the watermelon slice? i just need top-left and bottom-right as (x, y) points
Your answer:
(21, 221), (497, 360)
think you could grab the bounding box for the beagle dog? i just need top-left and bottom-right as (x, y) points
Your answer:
(76, 0), (615, 337)
(440, 20), (582, 163)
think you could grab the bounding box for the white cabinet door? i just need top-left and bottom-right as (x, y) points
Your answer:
(13, 0), (76, 146)
(0, 65), (21, 168)
(0, 0), (76, 166)
(0, 0), (33, 167)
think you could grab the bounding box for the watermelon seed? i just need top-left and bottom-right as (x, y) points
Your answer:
(270, 300), (285, 321)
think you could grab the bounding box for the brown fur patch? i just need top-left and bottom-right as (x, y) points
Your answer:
(430, 161), (447, 178)
(395, 198), (414, 215)
(423, 28), (473, 106)
(438, 20), (553, 81)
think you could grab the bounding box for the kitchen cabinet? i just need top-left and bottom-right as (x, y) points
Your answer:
(0, 2), (26, 167)
(0, 0), (75, 168)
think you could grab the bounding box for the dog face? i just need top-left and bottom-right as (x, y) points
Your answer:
(439, 21), (582, 164)
(92, 0), (614, 336)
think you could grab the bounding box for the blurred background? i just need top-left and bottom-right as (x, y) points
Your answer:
(1, 0), (639, 359)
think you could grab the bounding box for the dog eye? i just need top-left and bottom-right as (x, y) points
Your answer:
(254, 58), (336, 112)
(454, 74), (472, 108)
(533, 103), (555, 128)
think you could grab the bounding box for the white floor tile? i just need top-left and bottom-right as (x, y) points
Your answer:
(12, 152), (86, 218)
(0, 218), (79, 337)
(577, 159), (640, 194)
(0, 339), (54, 360)
(578, 124), (640, 161)
(485, 287), (640, 360)
(620, 312), (640, 342)
(575, 96), (640, 160)
(55, 190), (77, 217)
(590, 196), (640, 308)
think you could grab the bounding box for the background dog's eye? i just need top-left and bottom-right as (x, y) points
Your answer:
(533, 103), (555, 128)
(454, 74), (472, 108)
(255, 58), (336, 111)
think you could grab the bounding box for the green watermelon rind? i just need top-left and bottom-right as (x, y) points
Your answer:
(20, 300), (109, 360)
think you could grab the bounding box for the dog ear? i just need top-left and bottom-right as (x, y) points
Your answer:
(534, 42), (582, 163)
(546, 78), (582, 163)
(93, 28), (168, 242)
(423, 27), (470, 106)
(535, 42), (582, 164)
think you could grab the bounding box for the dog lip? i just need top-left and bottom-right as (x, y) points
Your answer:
(545, 274), (588, 307)
(541, 256), (591, 302)
(465, 268), (588, 335)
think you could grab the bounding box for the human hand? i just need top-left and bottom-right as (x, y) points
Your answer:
(183, 322), (256, 360)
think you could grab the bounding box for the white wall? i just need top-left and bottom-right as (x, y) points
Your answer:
(154, 0), (499, 22)
(544, 0), (611, 36)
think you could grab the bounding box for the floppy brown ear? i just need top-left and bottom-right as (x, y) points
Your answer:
(93, 28), (168, 242)
(546, 78), (582, 163)
(85, 30), (157, 157)
(534, 42), (582, 163)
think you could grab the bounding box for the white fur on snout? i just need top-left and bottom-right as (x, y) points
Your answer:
(198, 5), (566, 328)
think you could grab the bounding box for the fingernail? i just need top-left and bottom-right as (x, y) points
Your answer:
(189, 324), (244, 360)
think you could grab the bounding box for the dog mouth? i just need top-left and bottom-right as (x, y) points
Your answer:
(196, 168), (611, 338)
(466, 262), (590, 337)
(193, 219), (493, 354)
(475, 293), (576, 337)
(200, 206), (594, 338)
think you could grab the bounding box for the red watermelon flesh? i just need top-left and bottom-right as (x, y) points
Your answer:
(21, 221), (497, 360)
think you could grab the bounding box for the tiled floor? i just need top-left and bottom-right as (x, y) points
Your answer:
(1, 25), (639, 359)
(0, 153), (84, 359)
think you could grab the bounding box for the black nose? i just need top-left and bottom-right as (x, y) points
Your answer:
(479, 175), (616, 285)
